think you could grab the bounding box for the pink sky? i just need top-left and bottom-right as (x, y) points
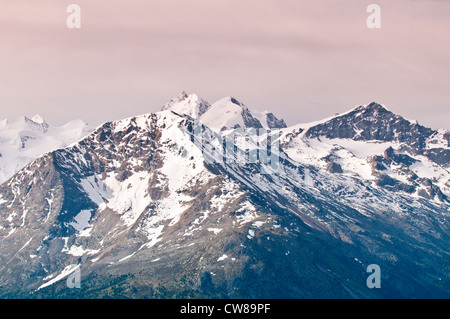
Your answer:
(1, 0), (449, 129)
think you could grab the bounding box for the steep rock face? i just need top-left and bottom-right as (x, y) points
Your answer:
(240, 104), (264, 129)
(285, 102), (449, 203)
(305, 103), (435, 149)
(266, 112), (287, 129)
(0, 98), (449, 299)
(325, 161), (343, 174)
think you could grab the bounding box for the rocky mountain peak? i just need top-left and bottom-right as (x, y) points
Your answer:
(200, 96), (287, 131)
(229, 96), (244, 107)
(161, 91), (211, 118)
(30, 114), (46, 125)
(305, 101), (435, 149)
(356, 101), (390, 112)
(23, 115), (50, 133)
(161, 94), (287, 131)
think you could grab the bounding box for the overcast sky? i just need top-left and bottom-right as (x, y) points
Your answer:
(1, 0), (449, 129)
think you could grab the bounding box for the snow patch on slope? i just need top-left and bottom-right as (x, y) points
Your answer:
(38, 264), (80, 290)
(80, 171), (152, 226)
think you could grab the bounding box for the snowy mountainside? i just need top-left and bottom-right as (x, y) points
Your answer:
(279, 102), (450, 203)
(0, 115), (92, 184)
(0, 95), (449, 298)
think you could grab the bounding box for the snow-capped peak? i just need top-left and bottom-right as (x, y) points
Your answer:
(30, 114), (45, 124)
(161, 91), (211, 118)
(0, 116), (93, 183)
(23, 115), (50, 133)
(160, 93), (287, 131)
(200, 96), (286, 131)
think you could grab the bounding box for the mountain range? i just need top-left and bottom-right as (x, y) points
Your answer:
(0, 92), (448, 298)
(0, 115), (92, 184)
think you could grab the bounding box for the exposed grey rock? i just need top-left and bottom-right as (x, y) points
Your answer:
(305, 102), (434, 149)
(325, 162), (343, 174)
(240, 106), (263, 129)
(265, 112), (287, 129)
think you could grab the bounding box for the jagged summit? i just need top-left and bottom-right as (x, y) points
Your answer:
(161, 91), (210, 118)
(305, 101), (434, 148)
(161, 93), (287, 131)
(199, 96), (260, 130)
(229, 96), (245, 107)
(200, 96), (287, 130)
(30, 114), (46, 125)
(356, 101), (390, 112)
(23, 115), (50, 133)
